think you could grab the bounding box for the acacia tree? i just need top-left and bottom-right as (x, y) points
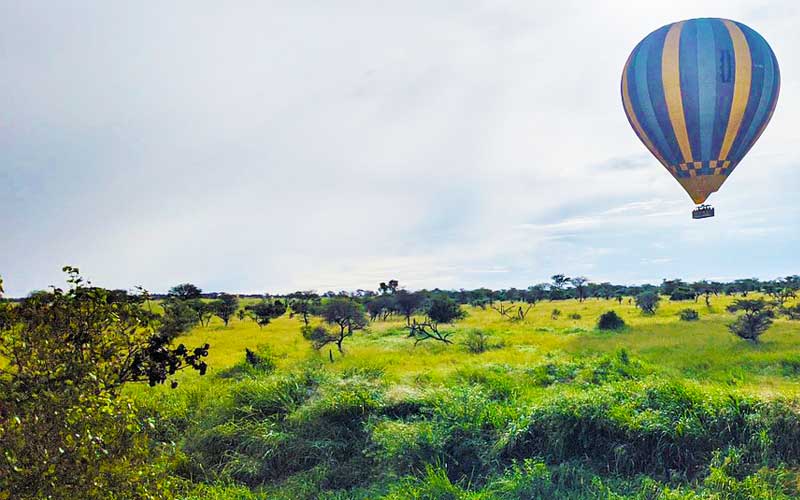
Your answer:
(213, 293), (239, 326)
(525, 285), (547, 306)
(550, 274), (570, 300)
(287, 291), (319, 326)
(366, 295), (394, 321)
(159, 298), (199, 341)
(313, 298), (368, 353)
(167, 283), (202, 301)
(727, 299), (775, 343)
(408, 296), (466, 345)
(395, 290), (423, 325)
(378, 279), (399, 295)
(635, 291), (660, 315)
(765, 284), (797, 307)
(0, 268), (209, 499)
(187, 298), (215, 327)
(570, 276), (589, 302)
(245, 299), (287, 328)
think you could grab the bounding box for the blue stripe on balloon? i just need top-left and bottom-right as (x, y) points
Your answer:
(695, 19), (718, 161)
(679, 21), (702, 161)
(646, 26), (682, 166)
(710, 19), (735, 160)
(630, 32), (678, 167)
(728, 23), (765, 163)
(731, 29), (778, 162)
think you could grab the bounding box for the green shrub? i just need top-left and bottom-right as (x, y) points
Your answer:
(551, 309), (562, 319)
(219, 346), (277, 379)
(597, 310), (625, 330)
(462, 329), (502, 354)
(679, 308), (700, 321)
(497, 380), (800, 478)
(568, 313), (582, 320)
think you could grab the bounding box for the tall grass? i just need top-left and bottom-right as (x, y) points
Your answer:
(126, 294), (800, 498)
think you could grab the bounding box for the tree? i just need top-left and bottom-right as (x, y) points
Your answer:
(764, 283), (797, 307)
(549, 274), (570, 300)
(635, 291), (660, 315)
(366, 295), (394, 321)
(0, 268), (209, 499)
(525, 284), (547, 306)
(660, 279), (687, 297)
(732, 278), (761, 297)
(213, 293), (240, 326)
(378, 279), (399, 295)
(167, 282), (203, 301)
(570, 276), (589, 302)
(159, 298), (199, 341)
(395, 290), (424, 325)
(287, 291), (319, 326)
(727, 299), (775, 343)
(318, 298), (367, 353)
(695, 281), (719, 307)
(245, 299), (287, 328)
(187, 298), (215, 327)
(407, 296), (466, 345)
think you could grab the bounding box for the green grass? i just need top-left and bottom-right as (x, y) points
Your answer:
(129, 294), (800, 499)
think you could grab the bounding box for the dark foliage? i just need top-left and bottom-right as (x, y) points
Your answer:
(635, 291), (660, 315)
(679, 308), (700, 321)
(245, 299), (287, 328)
(727, 299), (775, 343)
(597, 310), (625, 330)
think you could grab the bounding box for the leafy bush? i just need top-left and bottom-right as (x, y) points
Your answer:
(597, 310), (625, 330)
(679, 308), (700, 321)
(497, 380), (800, 478)
(462, 329), (502, 354)
(670, 287), (696, 301)
(0, 269), (209, 499)
(551, 309), (562, 319)
(568, 313), (582, 320)
(219, 346), (277, 378)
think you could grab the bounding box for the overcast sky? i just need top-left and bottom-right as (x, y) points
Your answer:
(1, 1), (798, 296)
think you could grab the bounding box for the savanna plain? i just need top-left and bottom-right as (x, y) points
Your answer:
(131, 293), (800, 499)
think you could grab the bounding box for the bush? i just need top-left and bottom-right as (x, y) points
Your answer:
(670, 287), (696, 301)
(219, 346), (277, 379)
(462, 329), (502, 354)
(597, 311), (625, 330)
(679, 308), (700, 321)
(497, 380), (800, 478)
(568, 313), (582, 320)
(551, 309), (562, 319)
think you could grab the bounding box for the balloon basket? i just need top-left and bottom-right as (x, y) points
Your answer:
(692, 205), (715, 219)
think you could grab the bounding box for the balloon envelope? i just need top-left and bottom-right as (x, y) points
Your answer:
(621, 18), (780, 204)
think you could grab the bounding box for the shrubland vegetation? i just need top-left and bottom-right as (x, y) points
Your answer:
(2, 271), (800, 498)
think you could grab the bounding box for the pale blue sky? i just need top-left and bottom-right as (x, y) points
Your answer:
(1, 1), (798, 296)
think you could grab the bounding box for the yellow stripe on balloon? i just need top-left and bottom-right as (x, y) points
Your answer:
(622, 53), (668, 167)
(661, 21), (693, 163)
(718, 20), (752, 161)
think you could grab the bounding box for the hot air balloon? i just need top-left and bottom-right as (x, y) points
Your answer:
(621, 18), (780, 219)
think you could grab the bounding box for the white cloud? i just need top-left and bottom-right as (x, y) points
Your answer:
(1, 0), (798, 295)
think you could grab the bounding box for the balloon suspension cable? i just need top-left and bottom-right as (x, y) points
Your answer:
(692, 204), (715, 220)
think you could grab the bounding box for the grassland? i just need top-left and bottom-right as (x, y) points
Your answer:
(132, 294), (800, 499)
